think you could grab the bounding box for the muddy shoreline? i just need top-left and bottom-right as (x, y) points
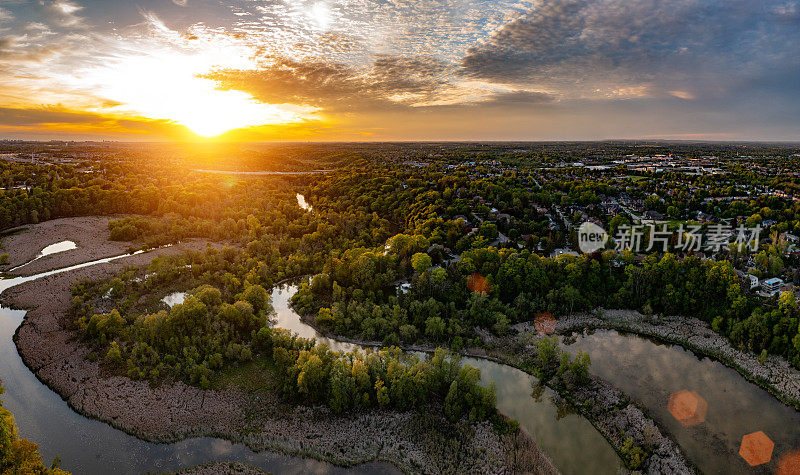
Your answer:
(0, 216), (134, 277)
(296, 312), (694, 474)
(1, 218), (552, 474)
(535, 309), (800, 410)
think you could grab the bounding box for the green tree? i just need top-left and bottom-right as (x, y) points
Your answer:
(242, 284), (270, 313)
(411, 252), (432, 274)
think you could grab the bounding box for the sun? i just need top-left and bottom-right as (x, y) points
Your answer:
(309, 3), (333, 30)
(72, 38), (315, 137)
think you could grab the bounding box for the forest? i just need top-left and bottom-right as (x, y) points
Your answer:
(3, 141), (800, 474)
(74, 278), (499, 423)
(45, 143), (800, 391)
(293, 245), (800, 367)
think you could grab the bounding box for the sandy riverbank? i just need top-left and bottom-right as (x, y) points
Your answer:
(2, 218), (550, 474)
(0, 216), (134, 276)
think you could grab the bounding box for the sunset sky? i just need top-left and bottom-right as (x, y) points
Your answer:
(1, 0), (799, 142)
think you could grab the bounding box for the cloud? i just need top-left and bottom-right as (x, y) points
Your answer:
(0, 35), (63, 63)
(480, 90), (555, 107)
(206, 55), (454, 112)
(0, 36), (17, 51)
(0, 106), (110, 126)
(2, 0), (800, 140)
(0, 7), (12, 23)
(0, 105), (169, 132)
(460, 0), (800, 102)
(0, 105), (201, 140)
(39, 0), (85, 28)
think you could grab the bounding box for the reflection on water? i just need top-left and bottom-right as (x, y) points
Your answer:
(465, 357), (622, 474)
(296, 194), (313, 212)
(0, 306), (395, 474)
(564, 330), (800, 474)
(9, 240), (77, 271)
(6, 252), (795, 474)
(271, 285), (357, 353)
(270, 284), (623, 475)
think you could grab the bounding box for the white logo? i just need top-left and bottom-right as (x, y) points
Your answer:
(578, 222), (609, 253)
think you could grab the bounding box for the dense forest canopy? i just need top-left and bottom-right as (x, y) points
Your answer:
(2, 141), (800, 472)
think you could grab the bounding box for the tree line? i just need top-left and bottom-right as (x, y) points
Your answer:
(294, 240), (800, 368)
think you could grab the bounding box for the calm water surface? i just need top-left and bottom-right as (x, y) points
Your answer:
(161, 291), (187, 308)
(0, 255), (398, 474)
(38, 240), (77, 257)
(564, 330), (800, 474)
(271, 284), (624, 475)
(9, 240), (77, 271)
(13, 251), (791, 474)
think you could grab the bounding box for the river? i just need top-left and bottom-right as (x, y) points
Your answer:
(5, 249), (798, 474)
(564, 330), (800, 474)
(270, 284), (623, 474)
(0, 255), (396, 475)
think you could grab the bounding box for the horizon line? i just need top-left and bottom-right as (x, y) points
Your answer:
(2, 138), (800, 146)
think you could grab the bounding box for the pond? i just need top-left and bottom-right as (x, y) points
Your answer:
(9, 240), (77, 271)
(564, 330), (800, 474)
(297, 193), (313, 212)
(38, 240), (77, 257)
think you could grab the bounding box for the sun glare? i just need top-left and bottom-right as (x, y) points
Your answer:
(68, 33), (316, 137)
(309, 3), (333, 30)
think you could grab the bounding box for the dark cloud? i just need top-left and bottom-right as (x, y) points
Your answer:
(206, 55), (451, 111)
(481, 90), (554, 107)
(461, 0), (800, 100)
(0, 106), (114, 126)
(205, 59), (363, 109)
(0, 106), (174, 136)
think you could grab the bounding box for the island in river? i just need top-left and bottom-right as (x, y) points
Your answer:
(0, 217), (554, 474)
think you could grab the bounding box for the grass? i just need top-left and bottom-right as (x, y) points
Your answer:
(211, 358), (279, 394)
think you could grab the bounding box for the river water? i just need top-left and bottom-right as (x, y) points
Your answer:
(4, 248), (797, 474)
(270, 285), (623, 474)
(564, 330), (800, 474)
(0, 255), (396, 475)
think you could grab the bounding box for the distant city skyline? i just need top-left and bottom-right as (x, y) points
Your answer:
(1, 0), (799, 141)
